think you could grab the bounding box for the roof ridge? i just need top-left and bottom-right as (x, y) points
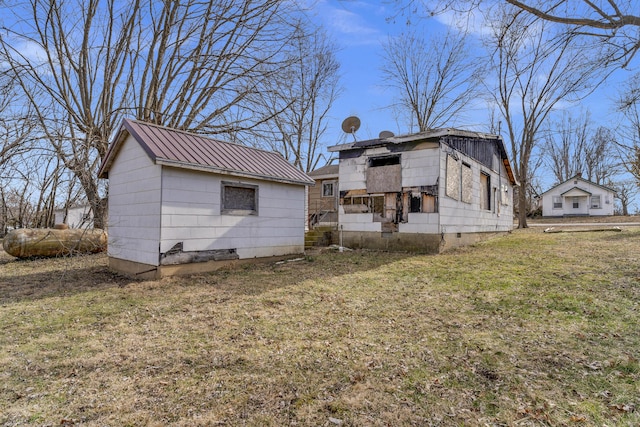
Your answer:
(124, 118), (284, 158)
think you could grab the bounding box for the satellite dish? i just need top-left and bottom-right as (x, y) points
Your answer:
(341, 116), (361, 141)
(379, 130), (394, 138)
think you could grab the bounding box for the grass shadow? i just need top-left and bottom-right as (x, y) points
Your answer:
(1, 248), (421, 303)
(166, 248), (423, 297)
(0, 252), (132, 304)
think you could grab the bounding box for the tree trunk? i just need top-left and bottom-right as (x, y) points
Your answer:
(518, 178), (528, 228)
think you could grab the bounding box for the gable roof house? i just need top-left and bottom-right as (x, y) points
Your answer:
(307, 163), (339, 229)
(98, 119), (314, 279)
(328, 129), (517, 252)
(538, 175), (616, 217)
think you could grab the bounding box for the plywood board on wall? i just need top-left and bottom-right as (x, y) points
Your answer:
(366, 164), (401, 193)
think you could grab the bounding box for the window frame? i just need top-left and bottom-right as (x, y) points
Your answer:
(590, 195), (601, 209)
(552, 196), (563, 209)
(480, 172), (491, 211)
(461, 162), (472, 204)
(221, 181), (259, 216)
(322, 181), (335, 198)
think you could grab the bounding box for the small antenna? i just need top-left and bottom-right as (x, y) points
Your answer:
(341, 116), (361, 142)
(379, 130), (394, 139)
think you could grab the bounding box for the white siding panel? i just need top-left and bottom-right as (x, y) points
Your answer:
(107, 135), (162, 266)
(159, 169), (306, 258)
(401, 148), (440, 187)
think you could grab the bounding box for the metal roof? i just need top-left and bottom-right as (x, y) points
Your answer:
(539, 174), (617, 197)
(307, 163), (338, 178)
(328, 128), (518, 186)
(98, 119), (314, 186)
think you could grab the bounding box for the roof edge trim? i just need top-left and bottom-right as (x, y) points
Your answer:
(155, 158), (315, 186)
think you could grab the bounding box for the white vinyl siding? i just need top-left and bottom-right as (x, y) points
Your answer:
(160, 168), (305, 259)
(107, 135), (162, 266)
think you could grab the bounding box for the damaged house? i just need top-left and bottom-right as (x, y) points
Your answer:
(98, 119), (314, 278)
(328, 129), (517, 252)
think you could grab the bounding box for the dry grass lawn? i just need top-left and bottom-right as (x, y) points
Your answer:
(1, 226), (639, 426)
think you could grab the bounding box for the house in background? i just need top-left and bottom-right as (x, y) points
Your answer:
(98, 119), (314, 279)
(538, 175), (616, 217)
(307, 163), (338, 229)
(328, 129), (517, 252)
(54, 204), (94, 228)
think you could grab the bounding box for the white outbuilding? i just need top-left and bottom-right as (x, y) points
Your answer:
(538, 175), (616, 217)
(98, 119), (314, 278)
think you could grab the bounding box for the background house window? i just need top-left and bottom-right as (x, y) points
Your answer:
(591, 195), (601, 208)
(553, 196), (562, 209)
(221, 182), (258, 215)
(322, 181), (335, 197)
(573, 197), (579, 209)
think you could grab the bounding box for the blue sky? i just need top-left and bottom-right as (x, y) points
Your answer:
(311, 0), (635, 140)
(309, 0), (411, 144)
(309, 0), (639, 211)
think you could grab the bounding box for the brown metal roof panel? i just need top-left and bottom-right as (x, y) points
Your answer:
(164, 130), (201, 164)
(113, 119), (313, 185)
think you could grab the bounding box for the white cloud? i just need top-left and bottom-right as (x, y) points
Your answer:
(313, 0), (385, 46)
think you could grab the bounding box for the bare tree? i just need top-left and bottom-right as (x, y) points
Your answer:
(249, 24), (341, 173)
(381, 29), (482, 132)
(543, 111), (619, 185)
(398, 0), (640, 66)
(487, 7), (604, 228)
(609, 179), (637, 215)
(505, 0), (640, 66)
(0, 0), (302, 229)
(585, 126), (619, 184)
(543, 112), (590, 183)
(0, 75), (34, 174)
(616, 72), (640, 186)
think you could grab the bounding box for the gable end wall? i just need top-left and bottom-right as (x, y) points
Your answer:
(107, 135), (162, 266)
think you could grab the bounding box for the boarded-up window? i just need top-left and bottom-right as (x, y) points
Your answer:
(406, 189), (438, 214)
(422, 194), (437, 213)
(480, 173), (490, 211)
(446, 154), (460, 200)
(367, 156), (401, 193)
(501, 185), (509, 206)
(461, 163), (472, 204)
(221, 182), (258, 215)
